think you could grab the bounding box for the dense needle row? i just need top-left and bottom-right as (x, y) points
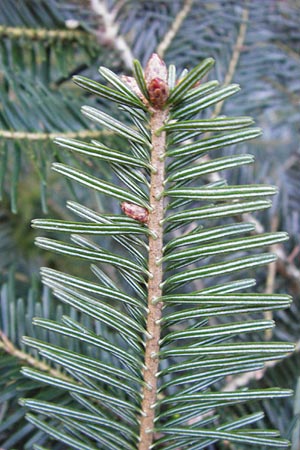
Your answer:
(21, 54), (294, 449)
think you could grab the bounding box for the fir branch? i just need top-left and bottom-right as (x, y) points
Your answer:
(200, 5), (300, 293)
(276, 249), (300, 293)
(213, 6), (249, 117)
(90, 0), (134, 70)
(0, 331), (71, 382)
(263, 76), (300, 108)
(264, 215), (279, 340)
(0, 129), (112, 141)
(156, 0), (194, 58)
(21, 52), (294, 449)
(188, 345), (297, 425)
(204, 158), (300, 292)
(274, 41), (300, 61)
(0, 268), (29, 283)
(0, 25), (90, 41)
(222, 344), (297, 393)
(138, 106), (169, 450)
(167, 9), (253, 294)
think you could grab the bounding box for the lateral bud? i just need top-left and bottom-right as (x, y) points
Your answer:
(121, 202), (149, 224)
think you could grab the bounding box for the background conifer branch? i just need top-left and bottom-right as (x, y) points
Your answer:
(156, 0), (194, 58)
(199, 5), (300, 295)
(221, 348), (296, 393)
(0, 331), (71, 382)
(0, 129), (113, 141)
(264, 214), (279, 339)
(90, 0), (134, 69)
(1, 2), (299, 447)
(0, 25), (89, 40)
(212, 6), (249, 117)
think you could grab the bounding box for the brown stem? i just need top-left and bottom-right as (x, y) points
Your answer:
(212, 6), (249, 118)
(90, 0), (134, 70)
(156, 0), (194, 58)
(0, 330), (71, 382)
(0, 129), (112, 141)
(138, 107), (168, 449)
(264, 215), (279, 340)
(0, 25), (88, 40)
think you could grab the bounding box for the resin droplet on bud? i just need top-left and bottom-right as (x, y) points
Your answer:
(148, 77), (169, 108)
(121, 202), (149, 224)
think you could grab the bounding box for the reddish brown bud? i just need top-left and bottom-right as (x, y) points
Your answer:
(121, 202), (149, 224)
(148, 77), (169, 108)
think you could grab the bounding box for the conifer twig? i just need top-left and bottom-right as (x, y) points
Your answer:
(138, 105), (169, 450)
(132, 53), (171, 450)
(204, 169), (300, 291)
(275, 41), (300, 61)
(0, 25), (89, 41)
(0, 331), (71, 382)
(156, 0), (194, 58)
(203, 6), (300, 292)
(222, 340), (299, 393)
(0, 129), (112, 141)
(1, 331), (123, 417)
(90, 0), (134, 70)
(212, 7), (249, 117)
(264, 215), (279, 340)
(263, 76), (300, 107)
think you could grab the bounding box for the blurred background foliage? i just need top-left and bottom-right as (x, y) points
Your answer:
(0, 0), (300, 449)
